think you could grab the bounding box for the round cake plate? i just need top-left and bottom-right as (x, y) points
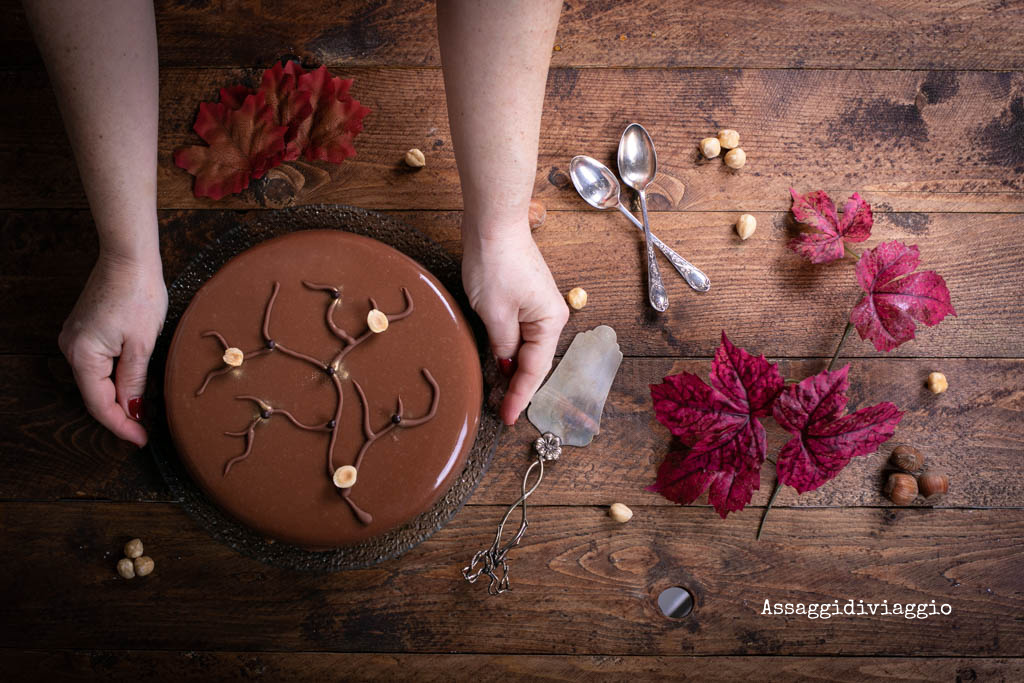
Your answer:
(145, 205), (503, 572)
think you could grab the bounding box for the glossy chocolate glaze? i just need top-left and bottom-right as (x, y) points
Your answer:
(164, 230), (483, 549)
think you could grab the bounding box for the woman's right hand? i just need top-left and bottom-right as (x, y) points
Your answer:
(58, 249), (168, 448)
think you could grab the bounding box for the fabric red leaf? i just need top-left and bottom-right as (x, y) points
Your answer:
(773, 365), (903, 493)
(294, 66), (371, 163)
(649, 333), (783, 516)
(259, 61), (313, 161)
(173, 92), (286, 200)
(651, 332), (783, 474)
(219, 84), (253, 110)
(850, 240), (956, 351)
(789, 189), (873, 264)
(646, 450), (760, 518)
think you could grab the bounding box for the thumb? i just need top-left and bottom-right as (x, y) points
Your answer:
(114, 336), (153, 427)
(480, 308), (522, 362)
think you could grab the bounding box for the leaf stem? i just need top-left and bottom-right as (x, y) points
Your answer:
(828, 321), (855, 372)
(757, 480), (783, 540)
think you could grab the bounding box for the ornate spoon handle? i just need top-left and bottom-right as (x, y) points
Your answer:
(615, 203), (710, 292)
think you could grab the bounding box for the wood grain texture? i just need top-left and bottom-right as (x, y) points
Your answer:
(3, 1), (1023, 70)
(0, 503), (1021, 655)
(3, 208), (1021, 358)
(1, 68), (1022, 212)
(2, 651), (1020, 682)
(2, 354), (1020, 509)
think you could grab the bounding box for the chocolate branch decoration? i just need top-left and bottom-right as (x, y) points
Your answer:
(195, 280), (440, 525)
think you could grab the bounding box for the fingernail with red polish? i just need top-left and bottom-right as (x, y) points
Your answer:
(498, 357), (516, 377)
(128, 396), (145, 422)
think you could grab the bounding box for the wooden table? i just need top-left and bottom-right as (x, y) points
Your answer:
(2, 1), (1023, 679)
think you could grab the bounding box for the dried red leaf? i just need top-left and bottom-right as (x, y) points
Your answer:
(219, 84), (253, 110)
(649, 333), (783, 516)
(789, 189), (872, 264)
(851, 240), (956, 351)
(293, 66), (371, 163)
(173, 92), (286, 200)
(773, 366), (903, 493)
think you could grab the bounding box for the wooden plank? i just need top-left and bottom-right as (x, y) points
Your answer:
(2, 651), (1021, 682)
(0, 503), (1021, 655)
(1, 68), (1022, 212)
(3, 1), (1024, 70)
(1, 354), (1020, 508)
(3, 208), (1021, 358)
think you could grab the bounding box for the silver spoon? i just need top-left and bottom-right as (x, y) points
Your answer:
(569, 155), (710, 293)
(617, 123), (669, 311)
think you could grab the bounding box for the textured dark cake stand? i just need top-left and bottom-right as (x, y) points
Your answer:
(145, 206), (503, 572)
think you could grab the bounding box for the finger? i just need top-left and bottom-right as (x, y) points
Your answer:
(501, 316), (563, 425)
(114, 335), (153, 424)
(70, 344), (148, 448)
(482, 307), (522, 362)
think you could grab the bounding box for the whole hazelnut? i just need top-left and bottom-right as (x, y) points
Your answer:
(918, 471), (949, 501)
(717, 129), (740, 149)
(133, 556), (155, 577)
(333, 465), (358, 489)
(736, 214), (756, 240)
(117, 558), (135, 579)
(927, 372), (948, 394)
(222, 347), (244, 367)
(528, 199), (546, 230)
(404, 148), (426, 168)
(608, 503), (633, 523)
(889, 445), (924, 473)
(700, 137), (721, 159)
(884, 472), (918, 505)
(123, 538), (144, 559)
(566, 287), (588, 310)
(724, 148), (746, 169)
(366, 309), (389, 334)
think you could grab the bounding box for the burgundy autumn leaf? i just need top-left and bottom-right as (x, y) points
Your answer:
(173, 92), (287, 200)
(850, 240), (956, 351)
(649, 333), (783, 516)
(646, 449), (760, 518)
(294, 66), (371, 163)
(789, 189), (873, 264)
(218, 84), (253, 110)
(773, 365), (903, 493)
(259, 61), (313, 161)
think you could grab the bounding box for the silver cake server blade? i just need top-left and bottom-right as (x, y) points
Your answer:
(527, 325), (622, 446)
(463, 325), (623, 595)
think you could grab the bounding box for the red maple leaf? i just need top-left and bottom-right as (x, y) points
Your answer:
(850, 240), (956, 351)
(259, 61), (313, 161)
(294, 66), (371, 163)
(648, 333), (783, 516)
(773, 365), (903, 493)
(789, 189), (873, 263)
(173, 92), (286, 200)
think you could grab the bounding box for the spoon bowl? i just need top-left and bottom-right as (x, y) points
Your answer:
(617, 123), (658, 192)
(569, 155), (622, 210)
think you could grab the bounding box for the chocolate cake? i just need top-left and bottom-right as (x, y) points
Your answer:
(163, 229), (483, 549)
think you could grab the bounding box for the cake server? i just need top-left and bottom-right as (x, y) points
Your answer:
(463, 325), (623, 595)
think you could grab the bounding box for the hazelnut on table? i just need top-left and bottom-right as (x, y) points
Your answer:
(134, 556), (155, 577)
(735, 214), (756, 240)
(724, 148), (746, 169)
(889, 445), (924, 473)
(404, 148), (426, 168)
(717, 129), (740, 149)
(608, 503), (633, 523)
(927, 372), (948, 394)
(884, 472), (918, 505)
(528, 199), (546, 230)
(123, 538), (144, 559)
(700, 137), (721, 159)
(566, 287), (588, 310)
(117, 558), (136, 579)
